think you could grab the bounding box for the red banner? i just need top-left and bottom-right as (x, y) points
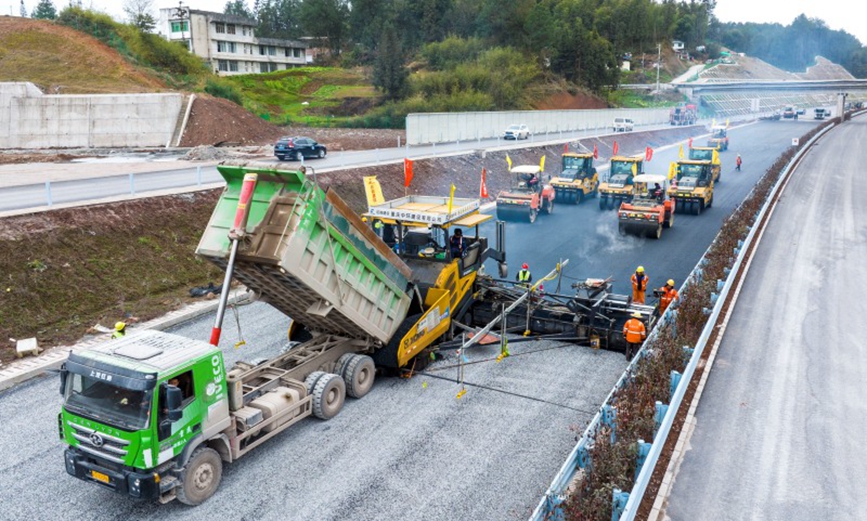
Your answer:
(688, 137), (693, 149)
(612, 141), (619, 156)
(593, 143), (599, 159)
(645, 146), (653, 162)
(480, 168), (489, 199)
(404, 158), (414, 188)
(563, 143), (569, 153)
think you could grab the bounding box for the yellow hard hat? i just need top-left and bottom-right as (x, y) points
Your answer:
(115, 322), (126, 331)
(362, 217), (368, 222)
(667, 279), (675, 286)
(636, 266), (644, 273)
(631, 312), (642, 318)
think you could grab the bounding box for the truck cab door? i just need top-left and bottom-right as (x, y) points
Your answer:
(156, 370), (201, 448)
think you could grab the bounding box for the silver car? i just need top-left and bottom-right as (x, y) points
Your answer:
(504, 124), (530, 140)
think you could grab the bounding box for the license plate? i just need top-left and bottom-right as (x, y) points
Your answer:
(91, 470), (110, 484)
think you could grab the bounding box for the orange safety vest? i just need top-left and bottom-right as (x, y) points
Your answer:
(623, 318), (646, 343)
(660, 286), (679, 311)
(631, 273), (648, 292)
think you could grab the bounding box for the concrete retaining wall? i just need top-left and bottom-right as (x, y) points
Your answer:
(0, 82), (183, 148)
(406, 108), (672, 145)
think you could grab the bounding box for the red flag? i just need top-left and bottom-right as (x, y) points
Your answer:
(593, 143), (599, 159)
(404, 158), (414, 188)
(612, 141), (619, 156)
(688, 137), (693, 149)
(563, 143), (569, 153)
(480, 168), (489, 199)
(645, 146), (653, 162)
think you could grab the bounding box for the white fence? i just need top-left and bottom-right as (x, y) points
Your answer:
(406, 108), (672, 145)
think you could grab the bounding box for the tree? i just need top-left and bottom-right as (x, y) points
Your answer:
(123, 0), (156, 31)
(19, 0), (26, 18)
(373, 23), (408, 100)
(299, 0), (349, 57)
(32, 0), (57, 20)
(256, 0), (301, 40)
(225, 0), (254, 19)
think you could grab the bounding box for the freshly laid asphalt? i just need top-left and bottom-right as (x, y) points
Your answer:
(663, 116), (867, 520)
(0, 119), (822, 520)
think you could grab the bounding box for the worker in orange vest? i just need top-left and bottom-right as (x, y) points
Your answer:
(631, 266), (648, 304)
(659, 279), (679, 314)
(622, 312), (646, 360)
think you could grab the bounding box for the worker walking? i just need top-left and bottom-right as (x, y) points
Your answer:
(516, 263), (533, 286)
(112, 322), (126, 339)
(623, 312), (646, 360)
(736, 154), (742, 172)
(631, 266), (648, 304)
(659, 279), (679, 314)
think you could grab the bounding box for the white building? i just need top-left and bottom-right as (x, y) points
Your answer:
(157, 8), (306, 75)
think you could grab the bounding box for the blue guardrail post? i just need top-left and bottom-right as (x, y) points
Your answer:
(602, 404), (617, 443)
(635, 439), (652, 480)
(670, 370), (682, 402)
(654, 401), (669, 438)
(612, 488), (630, 521)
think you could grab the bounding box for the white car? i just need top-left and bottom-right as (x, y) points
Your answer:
(613, 117), (634, 132)
(504, 124), (530, 140)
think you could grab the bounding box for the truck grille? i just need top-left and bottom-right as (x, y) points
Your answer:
(68, 421), (130, 464)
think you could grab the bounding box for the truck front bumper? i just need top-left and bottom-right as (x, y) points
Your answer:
(64, 447), (160, 500)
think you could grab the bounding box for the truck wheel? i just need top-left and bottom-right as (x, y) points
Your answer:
(312, 373), (346, 420)
(599, 197), (607, 210)
(618, 223), (627, 236)
(335, 353), (355, 381)
(696, 201), (704, 215)
(177, 447), (222, 506)
(707, 194), (713, 208)
(664, 211), (674, 229)
(575, 192), (583, 205)
(652, 224), (662, 239)
(529, 209), (537, 223)
(304, 371), (327, 395)
(607, 198), (616, 210)
(344, 355), (376, 398)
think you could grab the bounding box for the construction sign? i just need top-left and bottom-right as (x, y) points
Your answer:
(404, 158), (414, 188)
(363, 176), (384, 207)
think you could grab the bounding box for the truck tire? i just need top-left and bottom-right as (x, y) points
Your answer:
(305, 371), (327, 395)
(652, 224), (662, 239)
(344, 355), (376, 398)
(312, 373), (346, 420)
(176, 447), (222, 506)
(664, 211), (674, 229)
(529, 209), (537, 223)
(599, 196), (607, 210)
(373, 313), (423, 370)
(575, 192), (583, 205)
(618, 223), (627, 236)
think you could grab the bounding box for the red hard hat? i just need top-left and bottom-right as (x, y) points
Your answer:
(522, 263), (528, 269)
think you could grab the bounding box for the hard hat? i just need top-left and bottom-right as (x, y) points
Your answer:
(667, 279), (675, 286)
(362, 217), (368, 222)
(636, 266), (644, 273)
(631, 312), (642, 319)
(115, 321), (126, 331)
(522, 263), (529, 269)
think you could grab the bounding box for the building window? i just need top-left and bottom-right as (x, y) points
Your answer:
(259, 46), (277, 56)
(227, 24), (236, 35)
(218, 60), (229, 72)
(294, 48), (302, 58)
(229, 61), (238, 72)
(259, 62), (278, 73)
(217, 41), (236, 53)
(215, 22), (225, 34)
(170, 20), (188, 32)
(284, 48), (290, 57)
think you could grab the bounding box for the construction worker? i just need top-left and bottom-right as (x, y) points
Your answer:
(622, 312), (646, 360)
(516, 263), (532, 286)
(631, 266), (648, 304)
(112, 322), (126, 339)
(450, 228), (466, 259)
(736, 154), (742, 172)
(659, 279), (679, 314)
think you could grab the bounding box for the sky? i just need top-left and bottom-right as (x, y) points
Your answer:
(3, 0), (866, 46)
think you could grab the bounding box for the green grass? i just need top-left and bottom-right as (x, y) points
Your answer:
(225, 67), (378, 126)
(608, 89), (687, 108)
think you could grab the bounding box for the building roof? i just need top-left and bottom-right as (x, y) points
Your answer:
(189, 9), (256, 26)
(257, 37), (307, 48)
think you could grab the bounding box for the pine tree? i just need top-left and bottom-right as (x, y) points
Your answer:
(19, 0), (27, 18)
(32, 0), (57, 19)
(373, 23), (408, 101)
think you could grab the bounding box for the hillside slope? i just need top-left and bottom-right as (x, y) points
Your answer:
(0, 17), (165, 93)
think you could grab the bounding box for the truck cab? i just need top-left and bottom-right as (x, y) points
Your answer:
(688, 146), (722, 183)
(668, 160), (714, 215)
(706, 126), (729, 151)
(598, 156), (644, 210)
(60, 331), (231, 504)
(550, 153), (598, 204)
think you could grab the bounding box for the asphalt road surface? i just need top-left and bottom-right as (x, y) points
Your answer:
(0, 119), (820, 520)
(664, 117), (867, 520)
(0, 122), (683, 213)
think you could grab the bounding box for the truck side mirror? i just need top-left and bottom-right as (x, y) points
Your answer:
(59, 365), (68, 396)
(163, 383), (184, 422)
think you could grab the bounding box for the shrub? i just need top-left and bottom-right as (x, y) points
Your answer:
(204, 78), (243, 105)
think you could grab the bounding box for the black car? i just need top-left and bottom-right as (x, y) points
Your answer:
(274, 136), (327, 161)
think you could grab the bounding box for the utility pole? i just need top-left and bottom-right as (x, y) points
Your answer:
(655, 43), (661, 97)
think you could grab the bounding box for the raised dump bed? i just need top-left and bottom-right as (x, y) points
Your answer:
(197, 162), (413, 344)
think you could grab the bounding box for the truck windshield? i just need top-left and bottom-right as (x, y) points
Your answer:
(679, 164), (704, 178)
(561, 157), (591, 179)
(690, 149), (712, 161)
(64, 373), (152, 431)
(712, 129), (726, 138)
(610, 161), (635, 175)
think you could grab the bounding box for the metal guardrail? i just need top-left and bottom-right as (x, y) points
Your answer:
(529, 116), (838, 521)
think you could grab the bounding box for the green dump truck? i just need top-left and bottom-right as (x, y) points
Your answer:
(59, 162), (505, 505)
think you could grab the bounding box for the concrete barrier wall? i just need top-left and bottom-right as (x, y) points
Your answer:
(0, 83), (183, 148)
(406, 108), (672, 145)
